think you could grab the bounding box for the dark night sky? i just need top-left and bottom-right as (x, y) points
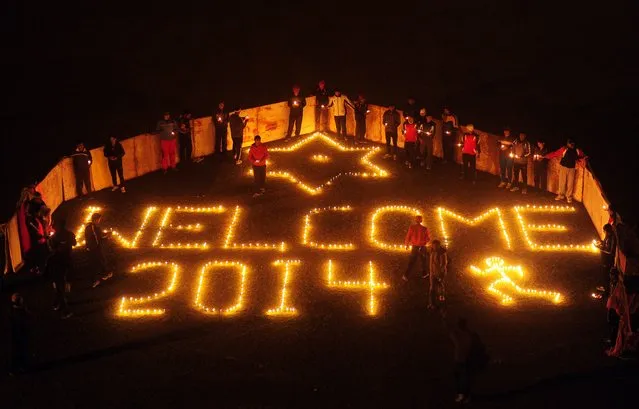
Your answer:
(3, 1), (638, 220)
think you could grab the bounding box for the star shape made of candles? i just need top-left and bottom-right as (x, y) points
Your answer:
(248, 132), (390, 195)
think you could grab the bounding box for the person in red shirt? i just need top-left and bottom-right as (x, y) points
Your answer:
(402, 116), (419, 169)
(248, 135), (269, 198)
(459, 124), (481, 183)
(403, 215), (431, 281)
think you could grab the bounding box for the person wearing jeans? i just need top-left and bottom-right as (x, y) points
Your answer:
(104, 136), (126, 192)
(460, 124), (481, 183)
(544, 139), (587, 203)
(383, 104), (401, 160)
(178, 111), (193, 165)
(353, 94), (368, 144)
(402, 215), (431, 281)
(497, 128), (514, 188)
(156, 112), (179, 172)
(327, 89), (353, 140)
(510, 132), (531, 194)
(314, 80), (330, 131)
(248, 135), (269, 198)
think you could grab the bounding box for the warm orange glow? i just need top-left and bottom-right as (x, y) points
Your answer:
(436, 207), (511, 249)
(117, 261), (180, 317)
(266, 260), (301, 316)
(302, 206), (355, 250)
(326, 260), (389, 315)
(194, 260), (248, 316)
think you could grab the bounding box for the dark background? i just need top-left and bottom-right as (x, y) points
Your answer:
(3, 1), (638, 221)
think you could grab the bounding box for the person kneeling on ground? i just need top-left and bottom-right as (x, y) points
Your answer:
(248, 135), (269, 198)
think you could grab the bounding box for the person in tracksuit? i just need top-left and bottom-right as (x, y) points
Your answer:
(532, 139), (548, 192)
(327, 89), (353, 140)
(71, 142), (92, 197)
(545, 139), (587, 203)
(383, 104), (401, 160)
(442, 107), (459, 163)
(103, 136), (126, 192)
(510, 132), (532, 194)
(286, 85), (306, 139)
(214, 102), (230, 154)
(460, 124), (481, 183)
(402, 116), (419, 169)
(497, 128), (514, 188)
(314, 80), (330, 131)
(353, 94), (369, 144)
(229, 110), (249, 165)
(402, 215), (431, 282)
(418, 113), (436, 170)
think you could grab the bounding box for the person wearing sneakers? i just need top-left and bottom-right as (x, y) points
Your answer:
(545, 139), (587, 203)
(402, 116), (419, 169)
(84, 213), (113, 288)
(104, 136), (126, 193)
(497, 128), (514, 188)
(510, 132), (532, 194)
(248, 135), (269, 197)
(459, 124), (481, 183)
(383, 104), (401, 160)
(229, 110), (249, 165)
(403, 215), (431, 282)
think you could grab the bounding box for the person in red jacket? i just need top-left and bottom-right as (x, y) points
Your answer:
(402, 116), (419, 169)
(544, 139), (587, 203)
(459, 124), (481, 183)
(403, 215), (431, 281)
(248, 135), (269, 198)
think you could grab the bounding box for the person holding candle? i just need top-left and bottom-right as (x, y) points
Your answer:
(459, 124), (481, 183)
(532, 139), (548, 192)
(177, 110), (193, 165)
(103, 136), (126, 192)
(326, 89), (353, 140)
(509, 132), (532, 194)
(441, 107), (459, 163)
(403, 97), (419, 121)
(497, 128), (514, 188)
(286, 85), (306, 139)
(353, 94), (368, 144)
(229, 110), (249, 165)
(213, 102), (230, 154)
(71, 142), (93, 196)
(418, 113), (436, 170)
(248, 135), (269, 197)
(402, 215), (431, 282)
(314, 80), (330, 131)
(545, 139), (587, 203)
(402, 115), (419, 169)
(383, 104), (401, 160)
(156, 112), (179, 172)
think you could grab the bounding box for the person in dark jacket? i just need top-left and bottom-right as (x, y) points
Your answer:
(383, 104), (401, 160)
(545, 139), (587, 203)
(47, 218), (76, 319)
(85, 213), (112, 288)
(71, 142), (92, 197)
(459, 124), (481, 182)
(442, 107), (459, 163)
(314, 80), (330, 131)
(26, 205), (49, 275)
(156, 112), (179, 172)
(178, 110), (193, 165)
(214, 102), (230, 154)
(403, 97), (419, 121)
(447, 317), (487, 404)
(596, 223), (617, 293)
(353, 94), (369, 144)
(510, 132), (532, 194)
(9, 293), (30, 375)
(286, 85), (306, 139)
(418, 113), (436, 170)
(532, 139), (548, 192)
(229, 110), (249, 165)
(103, 136), (126, 192)
(497, 128), (514, 188)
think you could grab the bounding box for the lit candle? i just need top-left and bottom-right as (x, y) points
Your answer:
(509, 152), (514, 158)
(445, 130), (451, 135)
(366, 109), (370, 113)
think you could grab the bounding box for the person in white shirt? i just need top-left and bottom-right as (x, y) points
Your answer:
(326, 89), (353, 140)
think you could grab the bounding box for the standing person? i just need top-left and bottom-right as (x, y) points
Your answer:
(178, 110), (193, 165)
(428, 239), (448, 309)
(71, 142), (92, 197)
(286, 85), (306, 139)
(532, 139), (548, 192)
(509, 132), (532, 194)
(544, 139), (587, 203)
(418, 113), (436, 170)
(402, 215), (431, 282)
(26, 206), (49, 275)
(402, 116), (419, 169)
(595, 224), (617, 293)
(314, 80), (330, 131)
(103, 136), (126, 193)
(383, 104), (401, 160)
(156, 112), (179, 173)
(85, 213), (112, 288)
(214, 102), (230, 154)
(497, 128), (514, 188)
(441, 107), (459, 163)
(17, 185), (36, 258)
(459, 124), (481, 183)
(353, 94), (369, 144)
(403, 97), (419, 121)
(327, 89), (353, 141)
(47, 219), (76, 319)
(448, 318), (488, 404)
(9, 293), (30, 375)
(229, 110), (249, 165)
(248, 135), (269, 198)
